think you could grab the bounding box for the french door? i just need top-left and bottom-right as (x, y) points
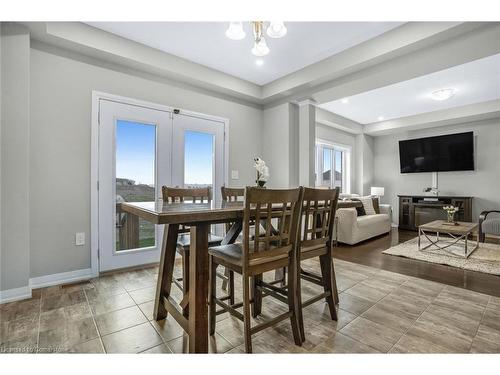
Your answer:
(98, 98), (225, 272)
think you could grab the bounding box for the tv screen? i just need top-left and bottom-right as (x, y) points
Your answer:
(399, 132), (474, 173)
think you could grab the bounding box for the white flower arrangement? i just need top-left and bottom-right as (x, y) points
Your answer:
(254, 157), (270, 183)
(443, 205), (459, 213)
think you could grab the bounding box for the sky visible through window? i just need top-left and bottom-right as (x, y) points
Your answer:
(116, 120), (156, 186)
(184, 130), (214, 185)
(116, 121), (214, 186)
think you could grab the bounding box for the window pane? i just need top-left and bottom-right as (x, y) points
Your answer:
(184, 130), (214, 191)
(334, 150), (343, 192)
(322, 148), (332, 187)
(115, 120), (156, 251)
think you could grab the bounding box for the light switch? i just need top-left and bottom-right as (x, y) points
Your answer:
(75, 232), (85, 246)
(231, 170), (239, 180)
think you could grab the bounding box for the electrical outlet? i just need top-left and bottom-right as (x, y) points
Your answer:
(75, 232), (85, 246)
(231, 170), (239, 180)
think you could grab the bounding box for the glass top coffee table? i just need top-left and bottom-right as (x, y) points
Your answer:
(418, 220), (479, 259)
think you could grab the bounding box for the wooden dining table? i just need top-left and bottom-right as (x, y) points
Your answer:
(119, 198), (352, 353)
(120, 200), (245, 353)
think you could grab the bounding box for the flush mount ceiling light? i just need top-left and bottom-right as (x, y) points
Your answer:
(225, 21), (287, 56)
(340, 98), (349, 104)
(377, 116), (385, 121)
(430, 88), (456, 101)
(255, 59), (264, 66)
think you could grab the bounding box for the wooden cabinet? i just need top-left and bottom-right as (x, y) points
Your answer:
(398, 195), (473, 231)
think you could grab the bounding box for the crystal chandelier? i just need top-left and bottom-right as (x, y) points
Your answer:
(225, 21), (287, 57)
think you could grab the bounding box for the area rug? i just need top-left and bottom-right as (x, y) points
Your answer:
(382, 237), (500, 275)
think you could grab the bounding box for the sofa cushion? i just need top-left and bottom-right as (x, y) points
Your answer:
(357, 196), (376, 215)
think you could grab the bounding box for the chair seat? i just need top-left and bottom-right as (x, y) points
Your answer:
(177, 233), (224, 252)
(209, 243), (244, 267)
(482, 218), (500, 235)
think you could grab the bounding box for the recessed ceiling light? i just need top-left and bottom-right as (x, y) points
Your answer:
(340, 98), (349, 104)
(255, 59), (264, 66)
(430, 88), (456, 101)
(377, 116), (385, 121)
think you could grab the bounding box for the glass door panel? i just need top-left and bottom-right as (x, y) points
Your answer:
(184, 130), (215, 191)
(115, 120), (156, 251)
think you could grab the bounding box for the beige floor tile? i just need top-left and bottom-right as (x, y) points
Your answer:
(422, 304), (481, 336)
(95, 305), (148, 336)
(88, 292), (135, 315)
(338, 292), (375, 315)
(0, 316), (39, 345)
(379, 290), (432, 319)
(361, 303), (417, 333)
(140, 343), (172, 353)
(129, 286), (156, 304)
(151, 316), (185, 342)
(339, 316), (402, 352)
(303, 304), (356, 330)
(166, 332), (234, 354)
(488, 296), (500, 310)
(0, 298), (40, 322)
(470, 325), (500, 353)
(390, 333), (453, 353)
(404, 319), (473, 353)
(66, 338), (105, 353)
(432, 294), (486, 320)
(344, 283), (389, 302)
(40, 302), (92, 332)
(41, 290), (86, 312)
(398, 278), (444, 298)
(481, 307), (500, 331)
(138, 301), (155, 321)
(440, 285), (490, 307)
(251, 330), (307, 353)
(311, 331), (380, 353)
(102, 322), (162, 353)
(38, 317), (99, 352)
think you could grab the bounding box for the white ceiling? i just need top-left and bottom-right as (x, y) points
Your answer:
(319, 53), (500, 124)
(86, 22), (403, 85)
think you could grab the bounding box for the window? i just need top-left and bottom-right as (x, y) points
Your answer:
(315, 141), (351, 193)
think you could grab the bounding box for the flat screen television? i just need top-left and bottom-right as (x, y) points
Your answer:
(399, 132), (474, 173)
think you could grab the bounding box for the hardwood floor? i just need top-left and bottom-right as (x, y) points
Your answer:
(333, 228), (500, 298)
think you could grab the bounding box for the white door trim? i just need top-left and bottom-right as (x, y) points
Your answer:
(90, 91), (229, 276)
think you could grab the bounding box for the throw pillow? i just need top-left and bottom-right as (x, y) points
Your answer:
(355, 205), (366, 216)
(358, 196), (376, 215)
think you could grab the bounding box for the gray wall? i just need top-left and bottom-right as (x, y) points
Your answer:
(1, 24), (31, 291)
(26, 46), (262, 280)
(373, 119), (500, 224)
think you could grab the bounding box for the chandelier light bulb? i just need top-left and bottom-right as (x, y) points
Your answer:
(267, 21), (287, 38)
(225, 22), (246, 40)
(252, 37), (270, 56)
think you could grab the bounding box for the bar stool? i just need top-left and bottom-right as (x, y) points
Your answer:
(208, 187), (304, 353)
(296, 187), (340, 342)
(162, 186), (224, 317)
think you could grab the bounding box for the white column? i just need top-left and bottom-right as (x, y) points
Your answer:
(298, 99), (316, 187)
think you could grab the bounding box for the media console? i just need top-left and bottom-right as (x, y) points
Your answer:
(398, 195), (473, 231)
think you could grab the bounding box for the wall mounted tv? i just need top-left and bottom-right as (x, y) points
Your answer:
(399, 132), (474, 173)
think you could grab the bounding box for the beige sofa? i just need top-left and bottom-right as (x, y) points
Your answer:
(334, 203), (392, 245)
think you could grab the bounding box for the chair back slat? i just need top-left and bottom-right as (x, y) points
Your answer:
(221, 186), (245, 202)
(300, 187), (339, 251)
(162, 186), (212, 233)
(242, 187), (303, 270)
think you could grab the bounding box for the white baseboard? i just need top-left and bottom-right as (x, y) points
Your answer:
(0, 268), (94, 304)
(29, 268), (94, 289)
(0, 286), (32, 304)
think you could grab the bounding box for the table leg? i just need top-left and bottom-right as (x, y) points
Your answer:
(154, 224), (179, 321)
(188, 223), (210, 353)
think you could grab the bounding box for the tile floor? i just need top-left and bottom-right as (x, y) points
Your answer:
(1, 258), (499, 354)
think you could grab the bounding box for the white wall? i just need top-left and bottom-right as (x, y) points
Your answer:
(316, 124), (358, 194)
(27, 46), (262, 279)
(1, 24), (31, 292)
(373, 119), (500, 224)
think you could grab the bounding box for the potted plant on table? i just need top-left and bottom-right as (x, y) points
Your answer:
(443, 205), (459, 225)
(254, 157), (269, 187)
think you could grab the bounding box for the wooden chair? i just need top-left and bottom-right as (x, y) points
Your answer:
(295, 187), (340, 341)
(219, 187), (245, 304)
(162, 186), (224, 316)
(208, 187), (304, 353)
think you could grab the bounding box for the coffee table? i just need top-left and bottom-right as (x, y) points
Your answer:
(418, 220), (479, 259)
